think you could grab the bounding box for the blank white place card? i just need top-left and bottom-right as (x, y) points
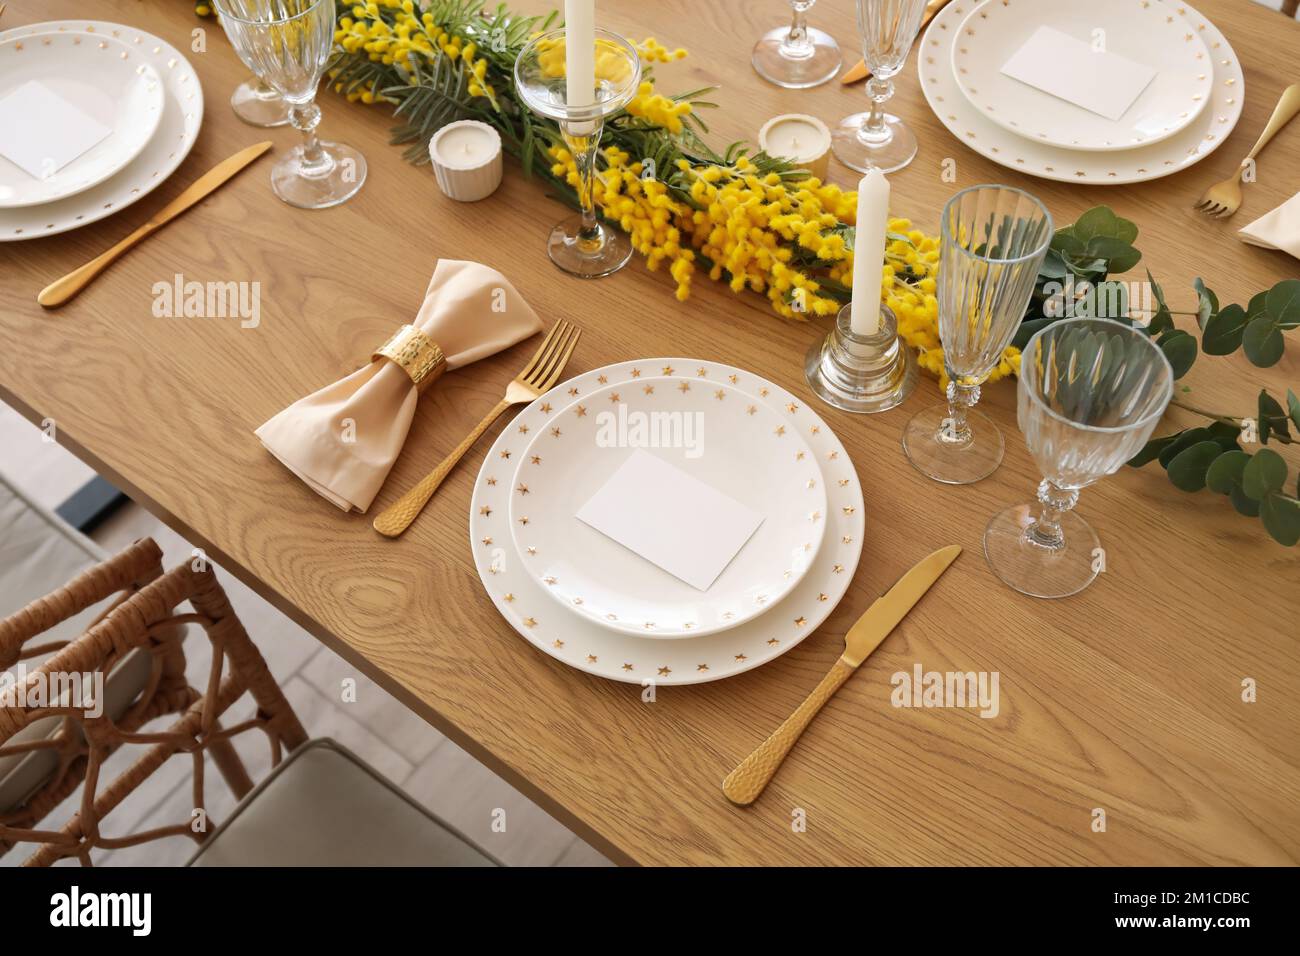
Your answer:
(575, 449), (765, 591)
(1000, 26), (1157, 121)
(0, 80), (112, 180)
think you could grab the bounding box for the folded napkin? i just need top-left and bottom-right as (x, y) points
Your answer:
(256, 259), (543, 513)
(1239, 191), (1300, 261)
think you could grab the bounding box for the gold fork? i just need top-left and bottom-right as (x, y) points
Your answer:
(1194, 83), (1300, 219)
(372, 321), (581, 537)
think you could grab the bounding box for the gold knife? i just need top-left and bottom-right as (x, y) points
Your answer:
(841, 0), (951, 84)
(37, 141), (273, 309)
(722, 544), (961, 806)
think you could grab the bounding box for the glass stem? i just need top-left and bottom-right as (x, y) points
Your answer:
(1025, 479), (1079, 552)
(938, 381), (978, 446)
(289, 99), (331, 176)
(864, 76), (893, 135)
(784, 2), (814, 55)
(253, 78), (279, 100)
(563, 124), (604, 251)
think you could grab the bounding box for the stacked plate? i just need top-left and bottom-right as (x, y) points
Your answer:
(0, 20), (203, 241)
(470, 359), (866, 686)
(918, 0), (1243, 184)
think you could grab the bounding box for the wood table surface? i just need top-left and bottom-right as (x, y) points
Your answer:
(2, 0), (1298, 866)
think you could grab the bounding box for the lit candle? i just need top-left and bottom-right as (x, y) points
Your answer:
(757, 114), (831, 181)
(565, 0), (595, 112)
(850, 168), (890, 336)
(428, 120), (503, 202)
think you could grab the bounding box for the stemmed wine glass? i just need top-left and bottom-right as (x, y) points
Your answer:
(515, 29), (641, 278)
(902, 184), (1053, 484)
(752, 1), (842, 89)
(213, 0), (366, 209)
(832, 0), (928, 172)
(984, 319), (1174, 598)
(231, 76), (290, 128)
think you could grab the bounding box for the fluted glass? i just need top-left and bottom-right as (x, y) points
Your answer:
(984, 318), (1174, 598)
(902, 185), (1053, 484)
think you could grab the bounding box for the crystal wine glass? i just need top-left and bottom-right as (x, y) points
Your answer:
(902, 184), (1053, 484)
(984, 319), (1173, 598)
(213, 0), (366, 209)
(832, 0), (928, 172)
(752, 1), (842, 89)
(231, 76), (290, 128)
(515, 29), (641, 278)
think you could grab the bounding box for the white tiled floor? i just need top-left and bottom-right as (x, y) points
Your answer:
(0, 407), (612, 867)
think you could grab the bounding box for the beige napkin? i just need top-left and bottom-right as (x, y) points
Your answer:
(256, 259), (543, 513)
(1239, 191), (1300, 260)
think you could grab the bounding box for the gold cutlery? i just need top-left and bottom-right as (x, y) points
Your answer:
(722, 544), (961, 806)
(372, 320), (582, 538)
(841, 0), (951, 84)
(37, 141), (273, 308)
(1194, 83), (1300, 219)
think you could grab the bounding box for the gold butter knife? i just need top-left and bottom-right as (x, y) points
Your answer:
(722, 544), (961, 806)
(37, 141), (273, 309)
(841, 0), (951, 84)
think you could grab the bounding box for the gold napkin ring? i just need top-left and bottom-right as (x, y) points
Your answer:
(372, 325), (446, 392)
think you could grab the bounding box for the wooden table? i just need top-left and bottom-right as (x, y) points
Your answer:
(2, 0), (1298, 866)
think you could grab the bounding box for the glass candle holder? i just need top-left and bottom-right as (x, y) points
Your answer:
(515, 29), (641, 278)
(805, 303), (917, 413)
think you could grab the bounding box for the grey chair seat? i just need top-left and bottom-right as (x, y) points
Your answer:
(188, 739), (501, 867)
(0, 473), (155, 814)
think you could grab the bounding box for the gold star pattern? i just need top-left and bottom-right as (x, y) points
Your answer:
(524, 617), (538, 627)
(486, 477), (498, 486)
(531, 455), (541, 465)
(609, 392), (620, 403)
(658, 666), (671, 676)
(818, 593), (829, 602)
(551, 427), (562, 438)
(567, 387), (579, 397)
(517, 484), (529, 495)
(728, 374), (738, 384)
(775, 426), (786, 436)
(541, 403), (553, 413)
(832, 564), (845, 574)
(587, 654), (598, 664)
(622, 663), (634, 671)
(575, 405), (587, 417)
(500, 450), (511, 459)
(643, 384), (655, 395)
(811, 510), (822, 522)
(543, 575), (557, 585)
(715, 389), (726, 401)
(482, 536), (493, 545)
(597, 375), (608, 384)
(518, 516), (530, 526)
(786, 402), (799, 413)
(807, 479), (816, 489)
(842, 536), (854, 545)
(838, 478), (850, 487)
(812, 425), (820, 435)
(759, 387), (769, 397)
(504, 593), (515, 602)
(697, 664), (709, 672)
(843, 506), (856, 515)
(827, 451), (839, 460)
(735, 653), (747, 662)
(746, 405), (757, 415)
(795, 451), (805, 461)
(696, 367), (707, 377)
(518, 424), (529, 434)
(678, 381), (691, 393)
(631, 368), (641, 377)
(479, 506), (492, 517)
(552, 639), (564, 649)
(794, 617), (807, 627)
(767, 638), (780, 647)
(662, 366), (674, 375)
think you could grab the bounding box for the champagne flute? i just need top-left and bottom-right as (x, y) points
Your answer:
(213, 0), (366, 208)
(902, 184), (1053, 484)
(984, 319), (1173, 598)
(832, 0), (928, 172)
(752, 1), (842, 89)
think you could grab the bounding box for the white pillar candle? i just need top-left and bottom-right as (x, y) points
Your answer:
(757, 114), (832, 181)
(850, 168), (890, 337)
(565, 0), (595, 110)
(428, 120), (503, 202)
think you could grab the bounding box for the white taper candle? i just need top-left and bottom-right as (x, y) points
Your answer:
(850, 168), (890, 337)
(565, 0), (596, 113)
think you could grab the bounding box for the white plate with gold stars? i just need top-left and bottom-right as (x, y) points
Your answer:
(506, 375), (828, 638)
(951, 0), (1211, 153)
(470, 360), (865, 686)
(0, 21), (203, 240)
(919, 0), (1242, 184)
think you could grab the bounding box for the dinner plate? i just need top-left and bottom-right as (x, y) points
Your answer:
(951, 0), (1211, 152)
(0, 21), (203, 240)
(919, 0), (1243, 184)
(506, 375), (828, 638)
(0, 31), (164, 207)
(470, 360), (865, 686)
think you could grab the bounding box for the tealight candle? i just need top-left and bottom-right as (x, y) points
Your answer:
(850, 167), (890, 336)
(757, 114), (831, 180)
(428, 120), (503, 202)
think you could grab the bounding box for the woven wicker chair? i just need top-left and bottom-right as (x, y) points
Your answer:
(0, 538), (307, 866)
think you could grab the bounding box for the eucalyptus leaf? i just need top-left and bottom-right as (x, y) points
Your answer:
(1129, 431), (1181, 468)
(1265, 278), (1300, 329)
(1258, 389), (1291, 444)
(1193, 277), (1218, 330)
(1242, 447), (1288, 500)
(1167, 440), (1224, 492)
(1260, 493), (1300, 547)
(1145, 269), (1173, 335)
(1206, 449), (1250, 495)
(1157, 426), (1213, 468)
(1072, 206), (1120, 243)
(1288, 389), (1300, 431)
(1158, 329), (1197, 379)
(1230, 486), (1262, 517)
(1085, 237), (1141, 273)
(1242, 313), (1286, 367)
(1202, 303), (1247, 355)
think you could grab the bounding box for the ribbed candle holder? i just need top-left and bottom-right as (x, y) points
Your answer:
(804, 303), (917, 414)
